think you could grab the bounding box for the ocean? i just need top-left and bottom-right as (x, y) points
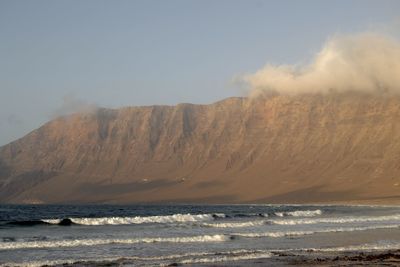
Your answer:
(1, 204), (400, 266)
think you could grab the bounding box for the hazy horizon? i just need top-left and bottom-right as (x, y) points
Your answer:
(1, 0), (399, 145)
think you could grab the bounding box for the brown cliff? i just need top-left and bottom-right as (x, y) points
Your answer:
(1, 93), (400, 204)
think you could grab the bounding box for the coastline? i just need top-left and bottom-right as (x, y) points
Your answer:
(46, 249), (400, 266)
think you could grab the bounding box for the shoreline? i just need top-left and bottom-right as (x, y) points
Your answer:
(40, 249), (400, 266)
(2, 202), (400, 207)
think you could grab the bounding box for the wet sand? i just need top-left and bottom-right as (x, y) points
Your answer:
(271, 250), (400, 266)
(51, 250), (400, 266)
(173, 250), (400, 266)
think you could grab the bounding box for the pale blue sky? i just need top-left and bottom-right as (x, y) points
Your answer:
(0, 0), (399, 145)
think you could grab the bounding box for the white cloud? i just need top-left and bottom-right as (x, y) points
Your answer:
(243, 33), (400, 95)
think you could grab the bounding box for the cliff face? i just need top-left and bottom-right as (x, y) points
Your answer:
(1, 93), (400, 204)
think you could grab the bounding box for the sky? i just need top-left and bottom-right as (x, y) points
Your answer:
(0, 0), (399, 145)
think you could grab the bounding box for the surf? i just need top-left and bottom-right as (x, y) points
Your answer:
(0, 234), (227, 250)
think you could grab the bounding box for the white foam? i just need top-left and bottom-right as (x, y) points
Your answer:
(235, 230), (314, 238)
(318, 242), (400, 252)
(179, 251), (272, 264)
(233, 224), (400, 238)
(275, 209), (322, 217)
(42, 213), (221, 226)
(270, 213), (400, 225)
(297, 241), (400, 253)
(41, 219), (61, 224)
(202, 220), (265, 228)
(143, 249), (262, 261)
(0, 234), (227, 250)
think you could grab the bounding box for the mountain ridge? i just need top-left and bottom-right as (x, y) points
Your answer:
(1, 93), (400, 204)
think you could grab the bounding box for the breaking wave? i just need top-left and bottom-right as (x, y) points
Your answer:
(179, 250), (272, 264)
(312, 242), (400, 252)
(41, 213), (224, 226)
(269, 214), (400, 225)
(201, 220), (265, 228)
(274, 209), (322, 217)
(233, 224), (400, 238)
(0, 234), (227, 250)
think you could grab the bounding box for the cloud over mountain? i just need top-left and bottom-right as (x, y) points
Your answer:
(244, 33), (400, 95)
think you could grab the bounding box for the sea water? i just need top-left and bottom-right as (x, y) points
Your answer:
(1, 204), (400, 266)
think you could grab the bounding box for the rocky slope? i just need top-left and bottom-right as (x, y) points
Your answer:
(1, 92), (400, 204)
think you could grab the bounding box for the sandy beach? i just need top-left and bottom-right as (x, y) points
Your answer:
(49, 249), (400, 266)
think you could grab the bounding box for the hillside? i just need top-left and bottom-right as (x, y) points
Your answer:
(1, 92), (400, 204)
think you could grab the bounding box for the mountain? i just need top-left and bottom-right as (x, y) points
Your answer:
(1, 92), (400, 204)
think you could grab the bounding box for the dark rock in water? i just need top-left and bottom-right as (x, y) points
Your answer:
(212, 213), (225, 219)
(167, 263), (180, 266)
(58, 218), (74, 226)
